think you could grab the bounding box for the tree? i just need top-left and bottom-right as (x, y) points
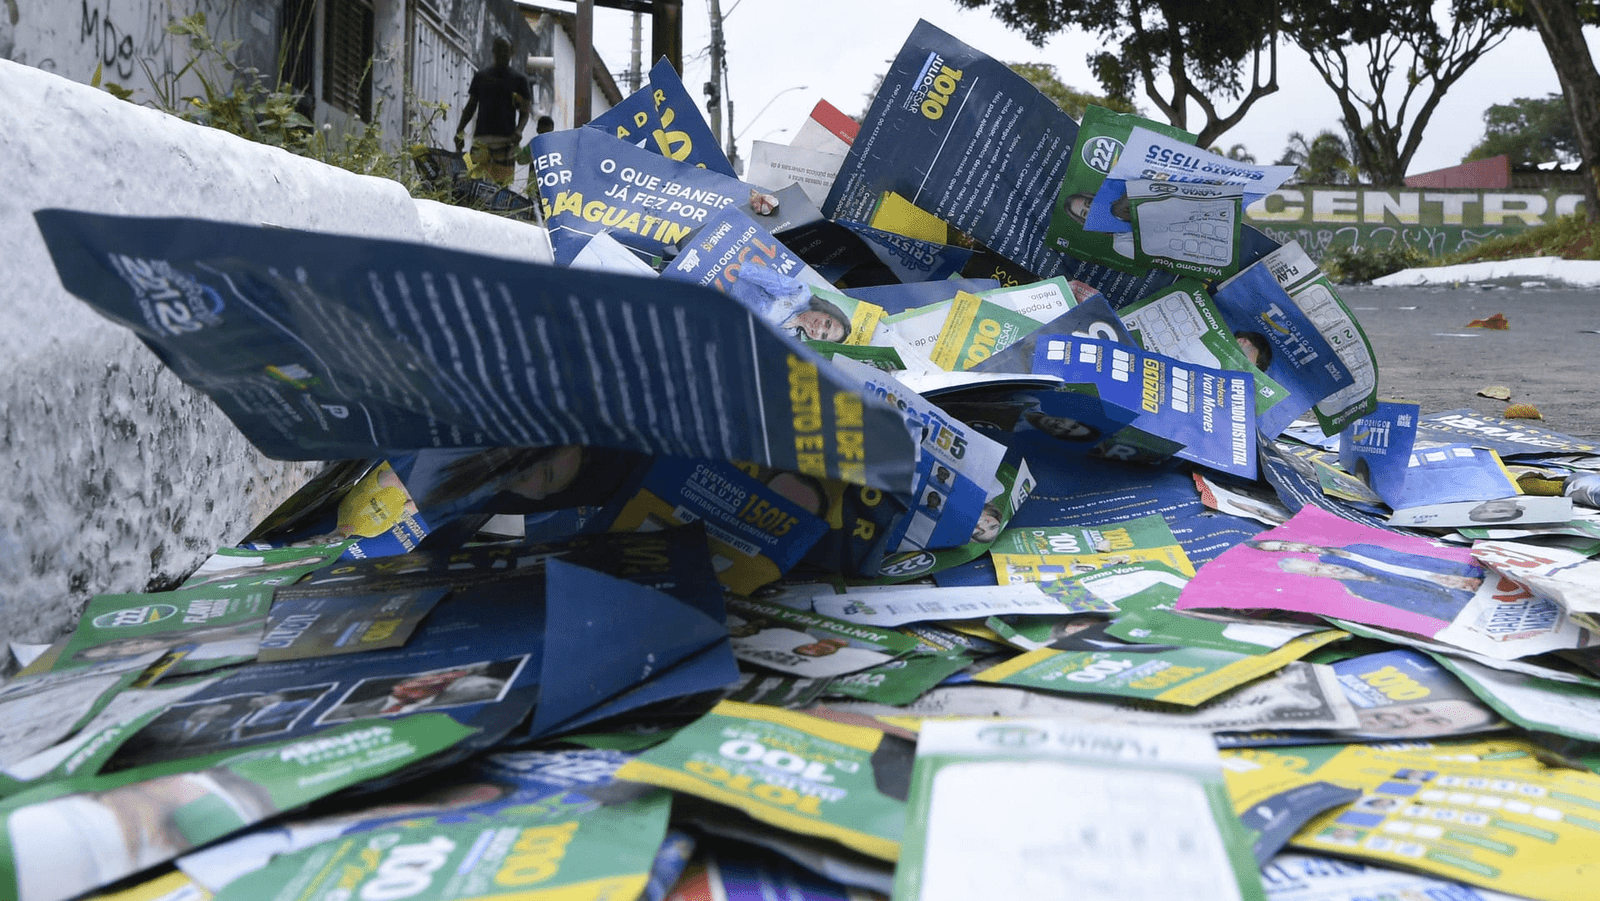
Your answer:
(1464, 94), (1580, 166)
(1510, 0), (1600, 221)
(951, 0), (1283, 147)
(1275, 130), (1357, 185)
(1286, 0), (1523, 185)
(1007, 62), (1137, 118)
(858, 73), (885, 121)
(1211, 143), (1257, 163)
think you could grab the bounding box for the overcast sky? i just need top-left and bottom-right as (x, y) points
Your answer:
(564, 0), (1596, 178)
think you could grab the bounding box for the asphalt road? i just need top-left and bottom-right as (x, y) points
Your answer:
(1340, 283), (1600, 442)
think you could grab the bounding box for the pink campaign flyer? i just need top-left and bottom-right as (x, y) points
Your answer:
(1177, 506), (1482, 638)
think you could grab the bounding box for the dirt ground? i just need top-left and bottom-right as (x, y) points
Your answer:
(1341, 283), (1600, 441)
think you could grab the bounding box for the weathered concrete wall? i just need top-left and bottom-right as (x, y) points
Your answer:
(0, 0), (536, 155)
(0, 0), (282, 111)
(0, 59), (551, 650)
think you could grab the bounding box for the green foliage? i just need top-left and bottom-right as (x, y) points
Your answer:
(1006, 63), (1137, 118)
(1285, 0), (1524, 186)
(953, 0), (1283, 146)
(1320, 243), (1429, 283)
(1276, 130), (1358, 185)
(94, 12), (451, 200)
(1440, 213), (1600, 263)
(1210, 143), (1256, 163)
(159, 13), (316, 152)
(90, 62), (134, 101)
(1463, 94), (1579, 166)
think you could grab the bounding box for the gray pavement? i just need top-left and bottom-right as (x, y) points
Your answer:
(1341, 283), (1600, 441)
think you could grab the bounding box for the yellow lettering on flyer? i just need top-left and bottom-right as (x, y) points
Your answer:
(1131, 664), (1205, 691)
(1141, 358), (1164, 413)
(653, 126), (694, 161)
(920, 63), (965, 120)
(963, 318), (1004, 370)
(361, 619), (400, 643)
(833, 393), (866, 484)
(735, 495), (799, 538)
(494, 822), (580, 887)
(336, 863), (367, 891)
(846, 301), (886, 346)
(1359, 664), (1431, 701)
(1101, 527), (1135, 552)
(550, 190), (584, 217)
(656, 220), (692, 246)
(788, 355), (827, 477)
(929, 292), (982, 371)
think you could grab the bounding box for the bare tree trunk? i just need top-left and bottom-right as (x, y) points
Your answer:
(1522, 0), (1600, 221)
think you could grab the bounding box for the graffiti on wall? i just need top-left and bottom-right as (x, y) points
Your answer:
(14, 0), (480, 153)
(79, 0), (150, 80)
(1253, 224), (1509, 262)
(1246, 186), (1586, 261)
(11, 0), (252, 98)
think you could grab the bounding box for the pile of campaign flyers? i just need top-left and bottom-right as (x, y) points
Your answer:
(18, 17), (1600, 901)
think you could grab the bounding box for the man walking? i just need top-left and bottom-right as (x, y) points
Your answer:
(455, 37), (531, 185)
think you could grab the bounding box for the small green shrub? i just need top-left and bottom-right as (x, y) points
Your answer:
(97, 12), (453, 202)
(1320, 243), (1430, 284)
(1440, 213), (1600, 264)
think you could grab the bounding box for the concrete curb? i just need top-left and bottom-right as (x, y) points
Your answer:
(1375, 257), (1600, 288)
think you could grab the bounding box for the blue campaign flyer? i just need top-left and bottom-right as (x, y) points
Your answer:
(1415, 409), (1600, 458)
(1212, 250), (1372, 436)
(1340, 400), (1421, 505)
(662, 205), (816, 292)
(256, 584), (450, 662)
(823, 20), (1079, 280)
(1341, 401), (1520, 511)
(605, 456), (831, 595)
(969, 292), (1135, 375)
(95, 544), (729, 775)
(660, 206), (891, 347)
(1329, 648), (1497, 740)
(822, 21), (1181, 307)
(35, 209), (919, 495)
(588, 57), (737, 177)
(1031, 335), (1258, 479)
(531, 126), (750, 264)
(835, 359), (1002, 553)
(839, 220), (973, 284)
(96, 570), (554, 773)
(843, 278), (1004, 316)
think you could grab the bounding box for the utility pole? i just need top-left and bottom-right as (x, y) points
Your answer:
(627, 11), (642, 93)
(706, 0), (725, 153)
(574, 0), (593, 126)
(651, 0), (682, 75)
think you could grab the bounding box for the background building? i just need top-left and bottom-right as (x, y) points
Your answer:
(0, 0), (592, 150)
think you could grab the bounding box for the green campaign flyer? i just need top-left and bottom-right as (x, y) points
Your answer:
(213, 790), (672, 901)
(975, 632), (1341, 706)
(614, 700), (909, 860)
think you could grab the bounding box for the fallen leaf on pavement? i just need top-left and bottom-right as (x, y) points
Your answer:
(1505, 403), (1543, 419)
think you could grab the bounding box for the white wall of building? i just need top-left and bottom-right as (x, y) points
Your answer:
(0, 0), (282, 106)
(0, 0), (515, 156)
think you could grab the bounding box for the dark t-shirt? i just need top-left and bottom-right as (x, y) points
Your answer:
(468, 65), (531, 138)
